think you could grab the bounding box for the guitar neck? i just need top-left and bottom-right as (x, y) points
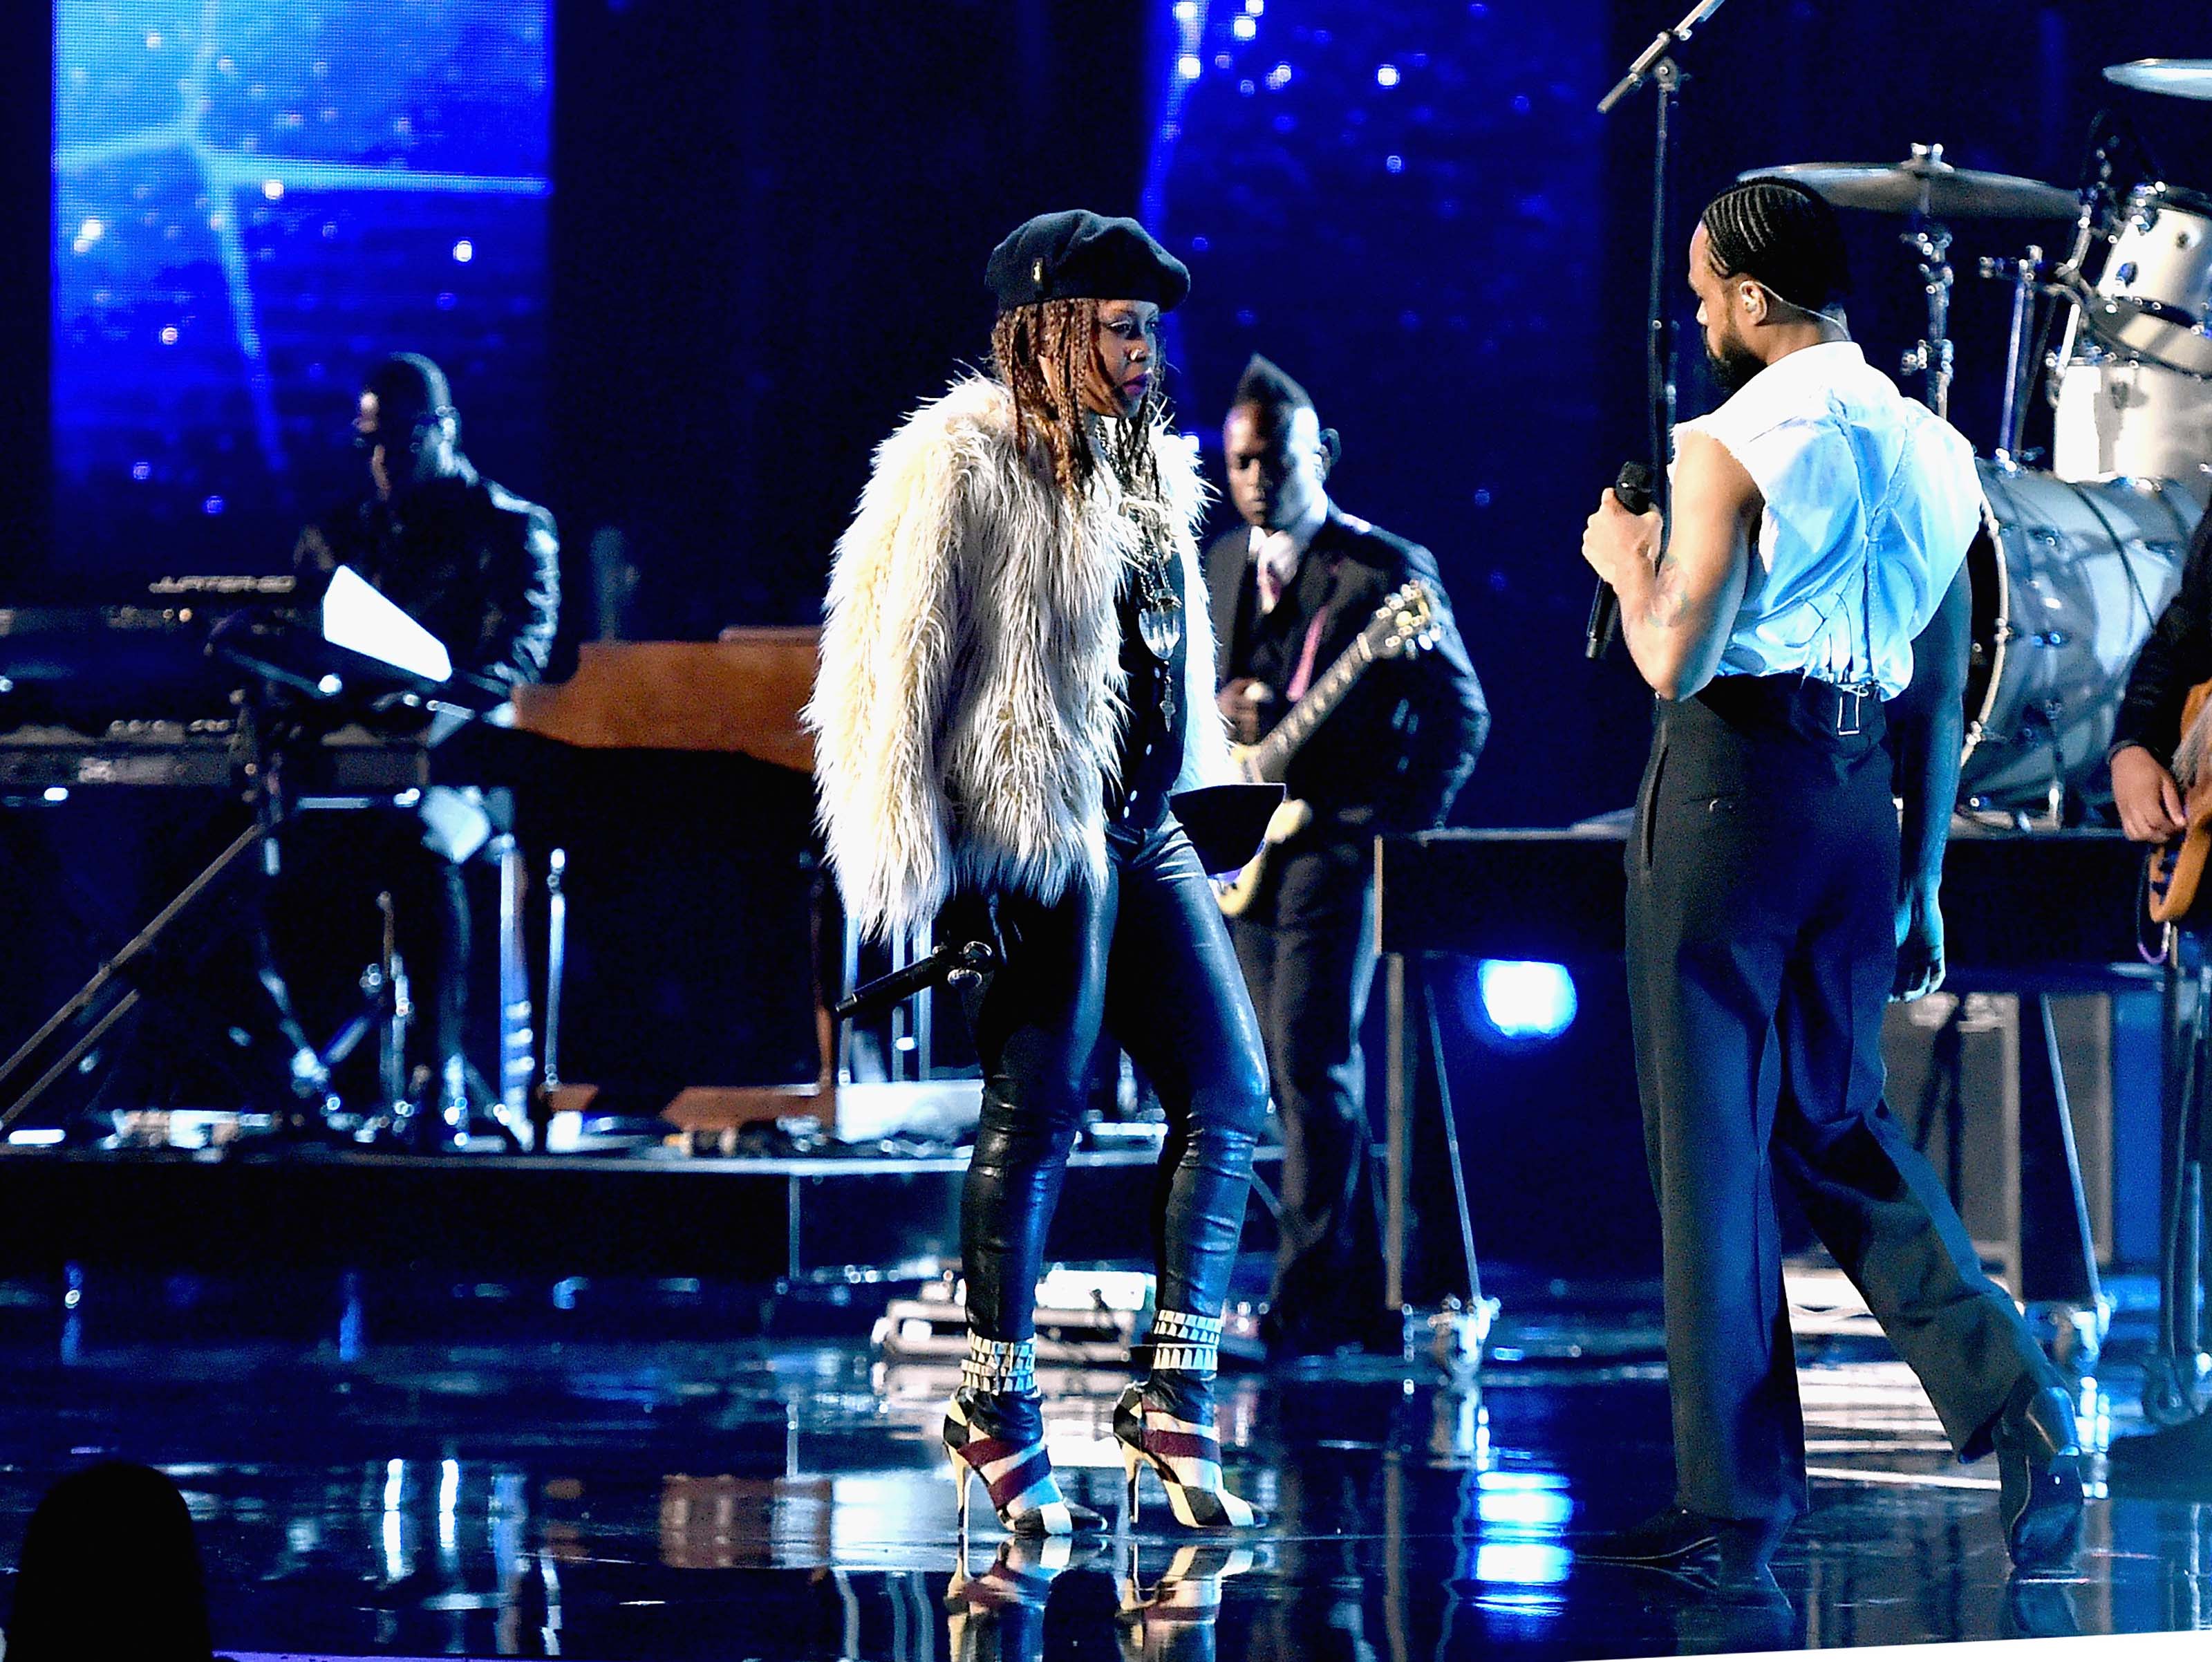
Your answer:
(1246, 635), (1379, 783)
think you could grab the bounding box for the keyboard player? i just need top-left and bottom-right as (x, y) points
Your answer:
(284, 353), (559, 1139)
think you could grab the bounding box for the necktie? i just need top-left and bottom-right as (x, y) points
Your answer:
(1255, 533), (1298, 614)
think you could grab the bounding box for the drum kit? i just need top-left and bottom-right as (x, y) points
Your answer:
(1752, 59), (2212, 818)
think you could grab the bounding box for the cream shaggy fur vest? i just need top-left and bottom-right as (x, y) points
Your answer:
(805, 375), (1230, 940)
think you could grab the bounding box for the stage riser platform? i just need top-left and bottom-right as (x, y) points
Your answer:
(0, 1148), (1282, 1281)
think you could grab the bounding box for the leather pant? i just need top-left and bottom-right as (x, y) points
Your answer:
(959, 814), (1271, 1342)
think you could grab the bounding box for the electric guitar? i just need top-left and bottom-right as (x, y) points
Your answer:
(2148, 675), (2212, 928)
(1216, 579), (1442, 918)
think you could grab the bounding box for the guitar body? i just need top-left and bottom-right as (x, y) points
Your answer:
(1210, 579), (1442, 919)
(2151, 680), (2212, 926)
(1216, 797), (1315, 919)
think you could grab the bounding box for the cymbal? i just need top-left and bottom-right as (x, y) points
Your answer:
(1746, 149), (2077, 220)
(2104, 59), (2212, 101)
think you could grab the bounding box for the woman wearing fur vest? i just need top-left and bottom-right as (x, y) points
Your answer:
(804, 211), (1270, 1536)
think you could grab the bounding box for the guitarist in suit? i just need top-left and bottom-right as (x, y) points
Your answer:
(1206, 355), (1490, 1358)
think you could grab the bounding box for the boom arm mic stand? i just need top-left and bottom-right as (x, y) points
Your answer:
(1595, 0), (1732, 627)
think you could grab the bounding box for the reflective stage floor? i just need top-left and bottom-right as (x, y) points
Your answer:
(4, 1269), (2211, 1660)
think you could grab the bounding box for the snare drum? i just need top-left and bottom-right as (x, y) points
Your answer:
(1960, 464), (2202, 812)
(2085, 183), (2212, 377)
(2052, 183), (2212, 483)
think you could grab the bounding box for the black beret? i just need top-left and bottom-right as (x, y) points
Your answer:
(986, 210), (1190, 312)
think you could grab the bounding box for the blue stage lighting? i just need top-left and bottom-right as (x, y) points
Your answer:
(1476, 960), (1577, 1041)
(53, 0), (552, 581)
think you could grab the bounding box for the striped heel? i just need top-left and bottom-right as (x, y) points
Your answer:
(943, 1337), (1105, 1538)
(1114, 1312), (1266, 1531)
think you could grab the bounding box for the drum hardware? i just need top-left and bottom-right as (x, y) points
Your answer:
(1979, 245), (2046, 463)
(1901, 216), (1958, 420)
(1750, 147), (2077, 423)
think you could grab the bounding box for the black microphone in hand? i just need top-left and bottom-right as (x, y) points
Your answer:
(833, 937), (997, 1023)
(1585, 460), (1656, 661)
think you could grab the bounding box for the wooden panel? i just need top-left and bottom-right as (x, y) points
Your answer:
(512, 633), (817, 770)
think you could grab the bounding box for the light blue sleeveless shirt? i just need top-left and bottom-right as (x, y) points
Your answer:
(1675, 342), (1982, 698)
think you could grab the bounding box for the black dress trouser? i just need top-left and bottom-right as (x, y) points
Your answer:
(960, 814), (1271, 1341)
(1624, 676), (2052, 1521)
(1230, 834), (1387, 1343)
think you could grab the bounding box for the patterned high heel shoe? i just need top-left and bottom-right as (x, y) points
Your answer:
(1114, 1312), (1266, 1530)
(944, 1336), (1107, 1537)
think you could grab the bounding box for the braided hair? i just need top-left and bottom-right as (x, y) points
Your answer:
(991, 297), (1163, 506)
(1699, 178), (1851, 317)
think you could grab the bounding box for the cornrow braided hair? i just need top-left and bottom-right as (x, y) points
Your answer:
(1700, 178), (1852, 317)
(990, 298), (1164, 510)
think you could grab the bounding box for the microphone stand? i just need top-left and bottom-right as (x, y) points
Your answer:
(1598, 0), (1732, 521)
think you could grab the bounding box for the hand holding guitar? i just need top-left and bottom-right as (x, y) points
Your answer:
(1215, 579), (1440, 917)
(2114, 743), (2186, 844)
(1218, 678), (1274, 748)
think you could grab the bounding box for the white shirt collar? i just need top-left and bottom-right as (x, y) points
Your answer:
(1246, 492), (1330, 564)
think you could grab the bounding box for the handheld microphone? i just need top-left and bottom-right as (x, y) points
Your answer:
(1585, 460), (1656, 661)
(834, 937), (997, 1023)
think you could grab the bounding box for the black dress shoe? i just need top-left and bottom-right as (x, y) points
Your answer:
(1580, 1506), (1789, 1589)
(1993, 1378), (2084, 1570)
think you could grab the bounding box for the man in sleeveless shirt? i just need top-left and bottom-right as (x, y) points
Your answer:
(1576, 179), (2083, 1585)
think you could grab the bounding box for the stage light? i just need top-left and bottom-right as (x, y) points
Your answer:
(1478, 1488), (1573, 1527)
(1233, 16), (1255, 39)
(1474, 1542), (1571, 1585)
(1476, 960), (1577, 1041)
(1376, 64), (1400, 87)
(1177, 55), (1202, 79)
(452, 239), (474, 262)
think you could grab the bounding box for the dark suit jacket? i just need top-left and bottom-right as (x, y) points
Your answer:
(2113, 499), (2212, 766)
(1206, 505), (1488, 834)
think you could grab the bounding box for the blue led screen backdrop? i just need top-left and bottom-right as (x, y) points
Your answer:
(52, 0), (551, 586)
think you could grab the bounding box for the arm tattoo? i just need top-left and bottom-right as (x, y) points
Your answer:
(1644, 548), (1691, 628)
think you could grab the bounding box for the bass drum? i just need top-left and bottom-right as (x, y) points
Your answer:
(1960, 465), (2203, 813)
